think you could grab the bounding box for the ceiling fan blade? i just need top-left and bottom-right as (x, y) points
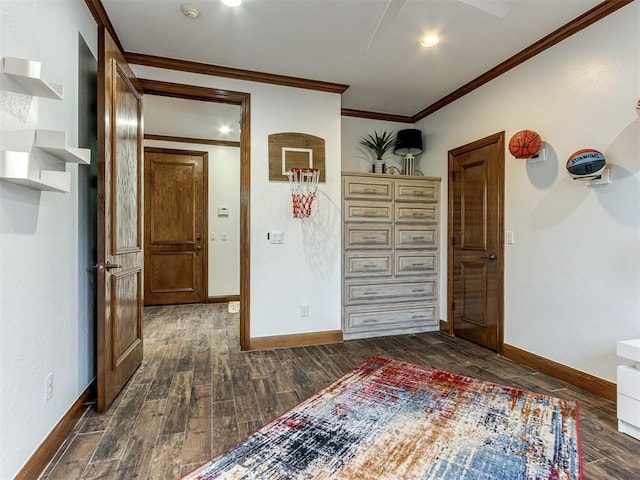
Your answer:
(367, 0), (407, 51)
(459, 0), (514, 18)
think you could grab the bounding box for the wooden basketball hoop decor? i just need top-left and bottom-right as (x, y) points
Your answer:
(268, 132), (325, 182)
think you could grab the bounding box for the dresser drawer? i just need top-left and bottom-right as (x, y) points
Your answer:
(345, 303), (438, 334)
(395, 225), (438, 249)
(344, 201), (393, 222)
(345, 278), (436, 304)
(344, 177), (393, 201)
(395, 204), (438, 223)
(396, 252), (438, 276)
(344, 252), (393, 277)
(395, 180), (439, 202)
(618, 365), (640, 399)
(344, 225), (393, 250)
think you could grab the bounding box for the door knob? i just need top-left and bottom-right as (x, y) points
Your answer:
(90, 261), (121, 271)
(483, 254), (497, 262)
(196, 245), (202, 251)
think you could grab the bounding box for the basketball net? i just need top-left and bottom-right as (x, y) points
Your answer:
(286, 167), (319, 218)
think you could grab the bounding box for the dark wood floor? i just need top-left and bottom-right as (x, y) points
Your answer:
(40, 303), (640, 479)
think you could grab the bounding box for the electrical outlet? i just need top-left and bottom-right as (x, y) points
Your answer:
(270, 231), (284, 244)
(300, 304), (309, 317)
(45, 373), (54, 401)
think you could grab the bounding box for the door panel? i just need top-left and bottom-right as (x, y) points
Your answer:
(144, 148), (206, 305)
(448, 132), (504, 352)
(461, 160), (487, 250)
(97, 28), (144, 411)
(460, 261), (487, 326)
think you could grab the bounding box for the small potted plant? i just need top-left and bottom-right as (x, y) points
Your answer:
(359, 130), (397, 173)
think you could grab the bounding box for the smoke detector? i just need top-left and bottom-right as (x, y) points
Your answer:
(181, 4), (200, 19)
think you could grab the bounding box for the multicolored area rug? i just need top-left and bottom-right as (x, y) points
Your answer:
(182, 356), (582, 480)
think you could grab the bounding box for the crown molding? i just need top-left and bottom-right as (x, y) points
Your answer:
(83, 0), (124, 53)
(341, 108), (414, 124)
(125, 52), (349, 95)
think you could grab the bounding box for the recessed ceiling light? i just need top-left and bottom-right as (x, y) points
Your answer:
(221, 0), (243, 6)
(219, 125), (231, 134)
(420, 35), (440, 48)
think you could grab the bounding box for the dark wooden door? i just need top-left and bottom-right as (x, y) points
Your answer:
(144, 148), (206, 305)
(448, 132), (504, 352)
(96, 28), (144, 411)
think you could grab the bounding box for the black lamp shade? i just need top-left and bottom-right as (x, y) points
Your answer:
(394, 129), (423, 156)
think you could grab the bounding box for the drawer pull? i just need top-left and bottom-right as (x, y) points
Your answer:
(362, 291), (376, 295)
(411, 315), (426, 320)
(409, 263), (426, 268)
(363, 188), (377, 193)
(412, 213), (426, 218)
(363, 236), (379, 240)
(411, 236), (426, 241)
(362, 318), (378, 324)
(363, 264), (378, 269)
(411, 289), (424, 293)
(413, 190), (427, 196)
(363, 211), (379, 217)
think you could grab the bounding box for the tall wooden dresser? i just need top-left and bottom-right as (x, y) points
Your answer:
(342, 172), (441, 340)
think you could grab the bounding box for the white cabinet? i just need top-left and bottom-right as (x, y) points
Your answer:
(342, 173), (441, 340)
(617, 339), (640, 440)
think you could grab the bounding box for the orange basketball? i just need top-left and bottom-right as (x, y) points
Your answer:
(509, 130), (542, 159)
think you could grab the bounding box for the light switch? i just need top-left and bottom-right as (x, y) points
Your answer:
(217, 207), (229, 217)
(506, 231), (514, 245)
(270, 231), (284, 244)
(210, 232), (216, 241)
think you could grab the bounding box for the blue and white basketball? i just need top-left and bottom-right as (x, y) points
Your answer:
(566, 149), (606, 178)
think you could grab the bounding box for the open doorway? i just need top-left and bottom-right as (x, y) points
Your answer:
(139, 79), (251, 350)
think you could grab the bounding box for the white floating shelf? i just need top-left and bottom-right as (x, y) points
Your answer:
(35, 130), (90, 164)
(2, 56), (63, 100)
(0, 150), (70, 193)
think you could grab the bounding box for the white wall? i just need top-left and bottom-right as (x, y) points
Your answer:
(0, 1), (97, 478)
(414, 2), (640, 382)
(341, 117), (416, 173)
(145, 139), (241, 297)
(133, 65), (343, 338)
(207, 146), (241, 297)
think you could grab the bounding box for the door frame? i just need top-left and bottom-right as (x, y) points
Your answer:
(445, 131), (505, 354)
(139, 79), (251, 350)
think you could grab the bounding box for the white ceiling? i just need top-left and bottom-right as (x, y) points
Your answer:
(103, 0), (603, 117)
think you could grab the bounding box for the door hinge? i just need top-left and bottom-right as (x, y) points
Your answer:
(452, 236), (455, 246)
(450, 171), (455, 181)
(451, 301), (455, 311)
